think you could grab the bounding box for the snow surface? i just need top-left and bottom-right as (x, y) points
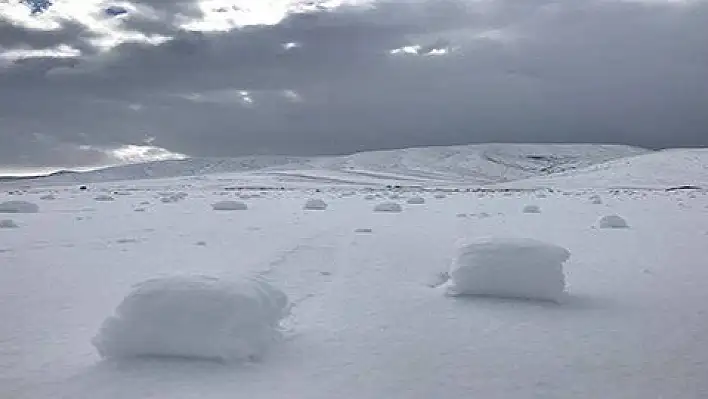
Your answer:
(0, 200), (39, 213)
(444, 237), (569, 302)
(1, 145), (708, 399)
(93, 275), (289, 362)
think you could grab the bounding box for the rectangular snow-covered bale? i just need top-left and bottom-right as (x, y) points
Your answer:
(445, 237), (570, 302)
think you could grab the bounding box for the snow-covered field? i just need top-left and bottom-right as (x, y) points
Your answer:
(2, 145), (707, 398)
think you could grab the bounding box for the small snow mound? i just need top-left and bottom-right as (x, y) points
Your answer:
(0, 219), (19, 228)
(374, 202), (403, 213)
(303, 198), (328, 210)
(434, 193), (447, 199)
(445, 237), (570, 302)
(161, 192), (188, 204)
(354, 228), (373, 233)
(406, 196), (426, 205)
(589, 195), (603, 204)
(94, 194), (115, 202)
(598, 214), (629, 229)
(522, 204), (541, 214)
(0, 200), (39, 213)
(92, 275), (289, 362)
(212, 200), (248, 211)
(388, 194), (401, 200)
(39, 194), (56, 201)
(364, 195), (376, 200)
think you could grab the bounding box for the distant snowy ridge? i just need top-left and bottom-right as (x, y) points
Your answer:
(17, 144), (648, 187)
(503, 148), (708, 189)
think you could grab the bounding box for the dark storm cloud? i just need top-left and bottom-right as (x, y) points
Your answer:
(1, 0), (707, 167)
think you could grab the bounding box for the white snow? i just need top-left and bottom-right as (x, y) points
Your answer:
(444, 237), (570, 302)
(522, 204), (541, 213)
(303, 198), (328, 210)
(92, 275), (289, 362)
(0, 219), (19, 228)
(406, 196), (426, 204)
(373, 202), (403, 212)
(0, 200), (39, 213)
(2, 144), (708, 399)
(598, 214), (630, 229)
(212, 200), (248, 211)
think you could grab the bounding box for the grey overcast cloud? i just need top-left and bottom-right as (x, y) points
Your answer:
(1, 0), (707, 171)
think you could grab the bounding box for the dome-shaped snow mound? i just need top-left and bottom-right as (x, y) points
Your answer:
(303, 198), (328, 210)
(598, 214), (629, 229)
(0, 200), (39, 214)
(445, 237), (570, 302)
(374, 202), (403, 213)
(522, 204), (541, 213)
(212, 200), (248, 211)
(92, 275), (289, 362)
(0, 219), (19, 228)
(407, 196), (426, 205)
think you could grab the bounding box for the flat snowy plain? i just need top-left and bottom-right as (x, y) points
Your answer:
(1, 145), (707, 399)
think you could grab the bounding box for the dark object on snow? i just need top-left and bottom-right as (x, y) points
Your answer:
(666, 185), (702, 191)
(79, 185), (88, 191)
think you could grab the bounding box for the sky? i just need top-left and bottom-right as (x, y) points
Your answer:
(1, 0), (707, 172)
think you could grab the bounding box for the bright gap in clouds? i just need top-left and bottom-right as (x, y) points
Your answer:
(107, 144), (189, 164)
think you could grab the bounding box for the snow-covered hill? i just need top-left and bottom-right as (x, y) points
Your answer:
(17, 144), (648, 187)
(504, 148), (708, 189)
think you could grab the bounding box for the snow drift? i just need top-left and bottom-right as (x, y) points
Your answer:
(445, 237), (570, 302)
(92, 275), (289, 362)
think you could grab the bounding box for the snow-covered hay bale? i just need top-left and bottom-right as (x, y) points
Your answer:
(92, 275), (289, 362)
(598, 215), (629, 229)
(212, 200), (248, 211)
(303, 198), (328, 210)
(445, 237), (570, 302)
(160, 192), (188, 204)
(0, 200), (39, 214)
(522, 204), (541, 214)
(94, 194), (115, 202)
(0, 219), (19, 228)
(374, 202), (403, 213)
(406, 196), (426, 205)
